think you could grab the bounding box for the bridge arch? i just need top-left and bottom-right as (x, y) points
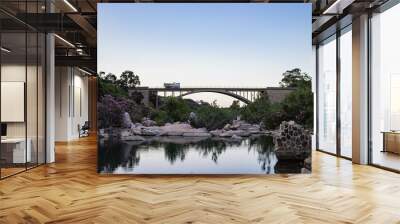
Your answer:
(179, 90), (252, 104)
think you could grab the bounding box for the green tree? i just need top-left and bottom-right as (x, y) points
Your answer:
(118, 70), (141, 90)
(281, 87), (313, 129)
(192, 105), (236, 130)
(105, 73), (117, 84)
(279, 68), (311, 88)
(230, 100), (241, 110)
(97, 72), (127, 98)
(241, 96), (271, 124)
(154, 97), (190, 123)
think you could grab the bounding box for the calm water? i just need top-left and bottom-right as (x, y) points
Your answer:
(98, 135), (306, 174)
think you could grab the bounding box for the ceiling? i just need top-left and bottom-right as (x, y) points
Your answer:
(0, 0), (389, 73)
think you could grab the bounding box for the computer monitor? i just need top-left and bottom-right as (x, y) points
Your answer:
(1, 123), (7, 137)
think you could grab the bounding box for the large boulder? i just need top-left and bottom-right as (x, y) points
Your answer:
(131, 127), (142, 135)
(119, 129), (132, 138)
(141, 127), (161, 136)
(273, 121), (311, 161)
(122, 112), (134, 128)
(223, 124), (231, 131)
(188, 112), (197, 125)
(142, 117), (157, 127)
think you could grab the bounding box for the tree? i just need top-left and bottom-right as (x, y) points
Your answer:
(281, 87), (313, 129)
(230, 100), (241, 111)
(105, 73), (117, 83)
(118, 70), (141, 90)
(279, 68), (311, 88)
(98, 71), (106, 79)
(240, 95), (271, 124)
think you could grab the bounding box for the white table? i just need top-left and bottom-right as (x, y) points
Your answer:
(1, 138), (31, 163)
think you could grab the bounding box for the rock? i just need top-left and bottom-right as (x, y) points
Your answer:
(231, 135), (242, 140)
(182, 132), (212, 137)
(141, 127), (161, 136)
(134, 122), (143, 127)
(223, 124), (231, 131)
(119, 129), (132, 139)
(188, 112), (197, 125)
(273, 121), (311, 161)
(210, 129), (223, 137)
(304, 156), (311, 170)
(121, 135), (145, 141)
(131, 127), (142, 135)
(219, 131), (234, 137)
(219, 130), (249, 137)
(122, 112), (134, 128)
(142, 117), (157, 127)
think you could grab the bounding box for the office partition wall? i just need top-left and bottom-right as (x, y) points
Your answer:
(0, 2), (46, 179)
(339, 27), (352, 158)
(316, 24), (353, 159)
(317, 35), (337, 155)
(370, 2), (400, 171)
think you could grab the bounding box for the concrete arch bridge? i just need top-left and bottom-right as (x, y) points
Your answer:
(129, 87), (296, 108)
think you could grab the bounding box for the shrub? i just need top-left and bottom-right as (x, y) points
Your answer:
(192, 105), (236, 130)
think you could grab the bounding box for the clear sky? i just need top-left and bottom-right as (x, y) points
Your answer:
(98, 3), (312, 107)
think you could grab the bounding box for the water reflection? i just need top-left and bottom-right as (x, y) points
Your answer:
(98, 135), (307, 174)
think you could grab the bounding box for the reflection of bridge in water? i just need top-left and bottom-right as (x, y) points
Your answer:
(129, 87), (296, 108)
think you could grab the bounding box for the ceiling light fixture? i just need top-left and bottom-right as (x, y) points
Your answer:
(54, 34), (75, 48)
(63, 0), (78, 12)
(1, 47), (11, 53)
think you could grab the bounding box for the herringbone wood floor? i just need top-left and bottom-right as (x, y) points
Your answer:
(1, 136), (400, 224)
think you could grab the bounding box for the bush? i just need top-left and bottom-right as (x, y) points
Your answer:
(191, 105), (236, 130)
(281, 87), (313, 129)
(98, 94), (150, 128)
(158, 97), (191, 122)
(240, 96), (271, 124)
(97, 95), (127, 128)
(150, 110), (170, 126)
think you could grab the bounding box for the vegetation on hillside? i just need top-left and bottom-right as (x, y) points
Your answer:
(97, 68), (313, 130)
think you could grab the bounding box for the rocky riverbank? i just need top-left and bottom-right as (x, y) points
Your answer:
(98, 113), (312, 170)
(99, 116), (266, 141)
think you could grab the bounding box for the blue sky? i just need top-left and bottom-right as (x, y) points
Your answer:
(98, 3), (312, 106)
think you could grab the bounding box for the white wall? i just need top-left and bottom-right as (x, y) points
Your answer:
(55, 67), (89, 141)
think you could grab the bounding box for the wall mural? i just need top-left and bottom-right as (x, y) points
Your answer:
(97, 3), (313, 174)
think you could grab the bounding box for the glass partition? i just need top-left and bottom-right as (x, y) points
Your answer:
(339, 27), (352, 158)
(370, 3), (400, 171)
(0, 2), (46, 179)
(317, 35), (337, 154)
(1, 31), (28, 177)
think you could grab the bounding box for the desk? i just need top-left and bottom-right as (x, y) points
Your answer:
(382, 131), (400, 154)
(1, 138), (31, 163)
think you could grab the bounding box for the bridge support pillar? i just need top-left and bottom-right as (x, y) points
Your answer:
(155, 92), (159, 109)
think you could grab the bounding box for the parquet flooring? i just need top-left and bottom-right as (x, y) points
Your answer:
(1, 135), (400, 223)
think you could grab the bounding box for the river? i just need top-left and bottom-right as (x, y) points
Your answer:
(98, 135), (308, 174)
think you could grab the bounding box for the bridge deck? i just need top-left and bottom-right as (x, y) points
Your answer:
(142, 87), (295, 91)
